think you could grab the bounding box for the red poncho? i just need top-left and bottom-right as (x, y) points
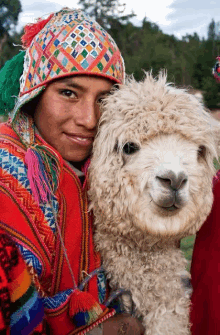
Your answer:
(0, 121), (114, 334)
(191, 178), (220, 334)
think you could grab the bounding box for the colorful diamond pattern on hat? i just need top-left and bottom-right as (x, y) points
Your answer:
(20, 8), (125, 96)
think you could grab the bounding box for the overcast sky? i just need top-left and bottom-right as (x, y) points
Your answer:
(17, 0), (220, 39)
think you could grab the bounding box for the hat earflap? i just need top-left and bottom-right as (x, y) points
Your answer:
(0, 51), (25, 116)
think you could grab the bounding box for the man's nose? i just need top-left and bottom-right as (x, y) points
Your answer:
(75, 100), (100, 130)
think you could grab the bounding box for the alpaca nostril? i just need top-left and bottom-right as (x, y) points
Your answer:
(179, 176), (188, 190)
(156, 176), (172, 189)
(175, 173), (188, 190)
(156, 171), (188, 191)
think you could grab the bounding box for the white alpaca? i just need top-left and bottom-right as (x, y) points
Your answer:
(89, 72), (220, 334)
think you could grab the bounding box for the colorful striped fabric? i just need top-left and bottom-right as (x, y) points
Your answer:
(0, 230), (44, 334)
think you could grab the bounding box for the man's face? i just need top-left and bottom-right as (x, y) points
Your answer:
(34, 75), (113, 162)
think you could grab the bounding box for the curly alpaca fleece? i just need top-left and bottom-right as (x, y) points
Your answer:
(89, 72), (220, 334)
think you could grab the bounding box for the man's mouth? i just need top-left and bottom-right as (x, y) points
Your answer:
(65, 133), (94, 146)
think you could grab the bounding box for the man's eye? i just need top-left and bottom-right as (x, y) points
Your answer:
(60, 90), (77, 98)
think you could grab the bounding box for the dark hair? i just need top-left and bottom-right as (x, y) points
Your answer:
(21, 91), (44, 117)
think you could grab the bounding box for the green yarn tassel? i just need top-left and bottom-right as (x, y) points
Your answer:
(0, 51), (25, 116)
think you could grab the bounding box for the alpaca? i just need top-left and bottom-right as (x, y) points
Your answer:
(88, 72), (220, 335)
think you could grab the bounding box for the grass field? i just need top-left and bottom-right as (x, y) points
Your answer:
(180, 235), (196, 271)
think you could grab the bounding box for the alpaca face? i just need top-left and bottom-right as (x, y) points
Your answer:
(112, 132), (213, 235)
(89, 73), (220, 237)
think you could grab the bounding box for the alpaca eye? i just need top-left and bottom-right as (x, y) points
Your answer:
(198, 145), (206, 159)
(123, 142), (140, 155)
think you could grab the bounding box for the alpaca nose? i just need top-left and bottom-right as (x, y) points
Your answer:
(156, 171), (188, 191)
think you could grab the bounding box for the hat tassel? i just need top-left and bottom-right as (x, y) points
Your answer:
(69, 289), (104, 328)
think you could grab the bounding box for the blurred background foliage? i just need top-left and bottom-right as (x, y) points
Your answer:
(0, 0), (22, 67)
(1, 0), (220, 109)
(180, 235), (196, 271)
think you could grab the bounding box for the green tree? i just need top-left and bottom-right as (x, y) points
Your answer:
(77, 0), (134, 29)
(0, 0), (22, 69)
(207, 19), (216, 58)
(202, 77), (219, 108)
(0, 31), (23, 69)
(119, 18), (182, 83)
(178, 33), (202, 86)
(208, 18), (216, 40)
(192, 24), (220, 109)
(0, 0), (22, 37)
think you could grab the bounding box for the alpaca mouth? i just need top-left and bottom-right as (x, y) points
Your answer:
(161, 204), (179, 212)
(153, 199), (182, 213)
(151, 193), (185, 212)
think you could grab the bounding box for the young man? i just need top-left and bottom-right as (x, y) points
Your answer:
(0, 8), (144, 334)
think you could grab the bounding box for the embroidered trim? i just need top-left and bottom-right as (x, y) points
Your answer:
(76, 309), (116, 335)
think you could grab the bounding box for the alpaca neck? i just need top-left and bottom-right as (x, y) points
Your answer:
(96, 227), (181, 254)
